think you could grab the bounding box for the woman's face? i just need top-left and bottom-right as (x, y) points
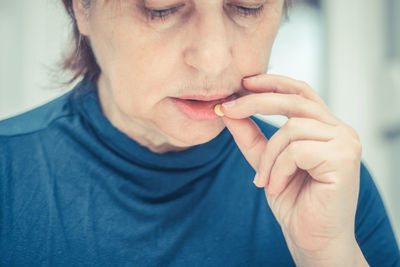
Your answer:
(75, 0), (284, 151)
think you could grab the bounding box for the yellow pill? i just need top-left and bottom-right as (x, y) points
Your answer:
(214, 104), (225, 117)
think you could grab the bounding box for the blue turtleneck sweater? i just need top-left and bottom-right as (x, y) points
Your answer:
(0, 76), (399, 266)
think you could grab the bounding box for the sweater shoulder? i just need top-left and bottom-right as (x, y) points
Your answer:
(251, 116), (280, 139)
(0, 91), (75, 137)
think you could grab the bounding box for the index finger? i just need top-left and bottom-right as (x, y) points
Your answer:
(243, 73), (328, 108)
(221, 93), (340, 126)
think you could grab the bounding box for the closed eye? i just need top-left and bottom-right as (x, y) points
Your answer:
(144, 4), (265, 22)
(228, 4), (265, 18)
(144, 4), (185, 21)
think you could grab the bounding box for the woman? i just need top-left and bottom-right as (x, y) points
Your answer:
(0, 0), (399, 266)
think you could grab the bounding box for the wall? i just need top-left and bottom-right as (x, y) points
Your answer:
(322, 0), (400, 242)
(0, 0), (72, 120)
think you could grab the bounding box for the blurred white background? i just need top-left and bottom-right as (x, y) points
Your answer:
(0, 0), (399, 243)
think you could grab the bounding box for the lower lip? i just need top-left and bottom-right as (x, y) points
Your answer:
(171, 95), (236, 121)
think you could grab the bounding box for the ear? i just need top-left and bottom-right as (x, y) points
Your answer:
(72, 0), (91, 36)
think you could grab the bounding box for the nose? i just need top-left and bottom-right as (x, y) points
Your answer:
(184, 13), (233, 78)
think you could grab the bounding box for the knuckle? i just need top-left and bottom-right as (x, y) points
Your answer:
(298, 80), (311, 89)
(344, 123), (360, 139)
(292, 93), (303, 103)
(351, 128), (361, 140)
(297, 80), (313, 93)
(286, 117), (300, 129)
(285, 95), (303, 117)
(308, 101), (320, 116)
(354, 140), (363, 158)
(336, 124), (360, 141)
(296, 79), (327, 107)
(342, 142), (362, 163)
(288, 141), (299, 156)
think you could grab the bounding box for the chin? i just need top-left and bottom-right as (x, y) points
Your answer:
(163, 118), (226, 147)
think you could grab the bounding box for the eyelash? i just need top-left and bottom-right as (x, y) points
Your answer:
(144, 4), (265, 21)
(145, 6), (181, 21)
(231, 4), (265, 18)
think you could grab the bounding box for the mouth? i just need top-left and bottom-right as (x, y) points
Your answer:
(171, 91), (246, 121)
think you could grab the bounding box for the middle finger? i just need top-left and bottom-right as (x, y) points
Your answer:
(254, 117), (336, 187)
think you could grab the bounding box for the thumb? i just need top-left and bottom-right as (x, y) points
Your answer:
(222, 116), (268, 171)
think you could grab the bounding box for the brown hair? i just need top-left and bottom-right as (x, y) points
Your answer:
(61, 0), (293, 84)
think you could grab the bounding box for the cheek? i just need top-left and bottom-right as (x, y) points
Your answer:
(235, 20), (281, 73)
(99, 33), (172, 115)
(109, 34), (186, 113)
(234, 37), (272, 74)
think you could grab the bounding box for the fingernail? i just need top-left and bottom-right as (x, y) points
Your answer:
(222, 100), (235, 108)
(253, 173), (261, 186)
(214, 104), (224, 117)
(243, 75), (258, 81)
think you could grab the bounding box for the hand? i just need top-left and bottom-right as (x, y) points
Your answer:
(218, 74), (368, 266)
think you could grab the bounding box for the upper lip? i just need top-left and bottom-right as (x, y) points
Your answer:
(174, 90), (249, 102)
(176, 94), (233, 101)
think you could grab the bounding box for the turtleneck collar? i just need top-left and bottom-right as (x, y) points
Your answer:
(70, 75), (237, 171)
